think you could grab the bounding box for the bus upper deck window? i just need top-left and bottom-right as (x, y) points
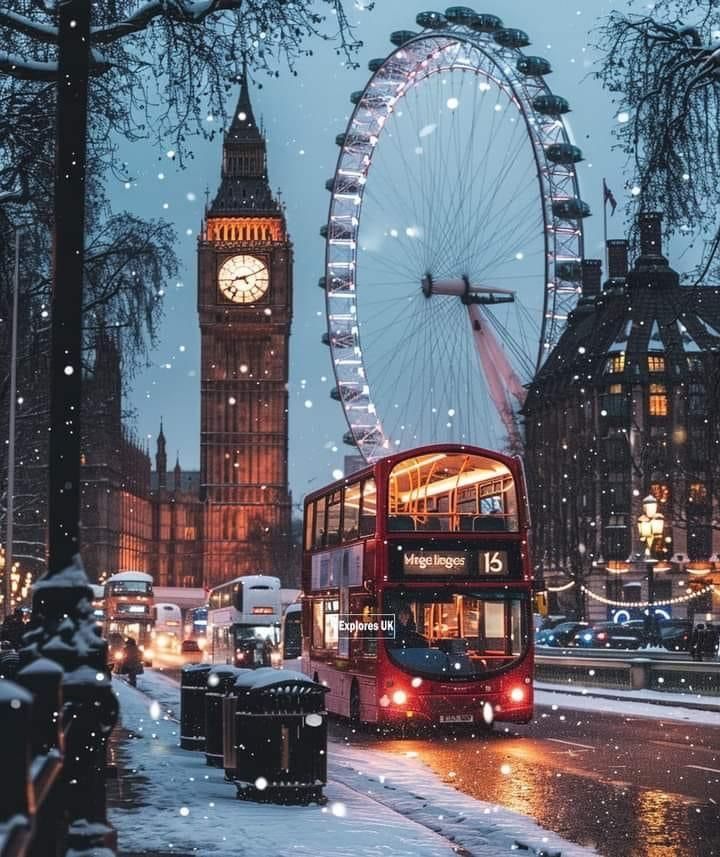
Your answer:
(360, 478), (376, 536)
(313, 496), (326, 549)
(343, 483), (360, 541)
(326, 491), (341, 545)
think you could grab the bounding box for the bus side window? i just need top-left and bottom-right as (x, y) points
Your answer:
(313, 496), (327, 548)
(359, 478), (376, 536)
(304, 503), (315, 551)
(326, 491), (341, 546)
(343, 483), (360, 541)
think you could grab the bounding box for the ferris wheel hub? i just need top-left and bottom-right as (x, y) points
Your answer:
(421, 274), (515, 305)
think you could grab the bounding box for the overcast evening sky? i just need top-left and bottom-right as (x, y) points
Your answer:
(120, 0), (635, 507)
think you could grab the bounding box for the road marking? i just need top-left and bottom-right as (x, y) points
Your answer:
(546, 738), (595, 751)
(685, 765), (720, 774)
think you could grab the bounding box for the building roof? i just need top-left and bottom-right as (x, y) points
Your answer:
(207, 73), (281, 218)
(525, 217), (720, 408)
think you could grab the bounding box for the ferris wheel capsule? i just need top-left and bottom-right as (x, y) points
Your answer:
(517, 56), (552, 76)
(493, 28), (531, 48)
(469, 13), (504, 32)
(416, 11), (448, 30)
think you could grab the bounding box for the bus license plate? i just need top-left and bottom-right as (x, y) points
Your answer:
(440, 714), (473, 724)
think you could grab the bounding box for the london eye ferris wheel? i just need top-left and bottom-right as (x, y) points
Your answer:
(321, 7), (590, 462)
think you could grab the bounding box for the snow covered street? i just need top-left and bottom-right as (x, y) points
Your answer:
(109, 671), (596, 856)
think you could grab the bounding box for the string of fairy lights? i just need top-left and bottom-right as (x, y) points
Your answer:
(545, 579), (718, 609)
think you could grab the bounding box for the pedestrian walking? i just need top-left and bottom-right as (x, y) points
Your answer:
(1, 607), (25, 649)
(703, 623), (719, 661)
(0, 640), (19, 679)
(122, 638), (143, 687)
(690, 623), (706, 662)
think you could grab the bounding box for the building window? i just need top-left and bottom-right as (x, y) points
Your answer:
(648, 383), (668, 417)
(649, 483), (670, 507)
(605, 354), (625, 373)
(601, 385), (629, 417)
(688, 382), (705, 415)
(647, 355), (665, 373)
(689, 482), (708, 504)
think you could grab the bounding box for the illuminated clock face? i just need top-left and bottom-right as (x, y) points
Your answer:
(217, 254), (269, 304)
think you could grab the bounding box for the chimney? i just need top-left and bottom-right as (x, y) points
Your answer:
(606, 240), (628, 279)
(638, 212), (663, 257)
(581, 259), (602, 300)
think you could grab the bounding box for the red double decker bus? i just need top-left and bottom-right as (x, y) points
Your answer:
(301, 444), (534, 727)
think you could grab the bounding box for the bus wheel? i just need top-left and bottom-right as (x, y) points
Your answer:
(349, 681), (361, 726)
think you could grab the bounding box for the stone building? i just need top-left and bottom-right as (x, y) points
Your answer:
(524, 212), (720, 623)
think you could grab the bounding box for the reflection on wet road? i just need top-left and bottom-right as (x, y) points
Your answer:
(331, 704), (720, 857)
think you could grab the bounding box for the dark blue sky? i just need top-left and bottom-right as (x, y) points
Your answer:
(119, 0), (632, 503)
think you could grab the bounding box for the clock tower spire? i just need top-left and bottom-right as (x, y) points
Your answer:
(198, 74), (293, 588)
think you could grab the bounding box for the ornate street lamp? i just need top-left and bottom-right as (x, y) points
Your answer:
(637, 494), (665, 646)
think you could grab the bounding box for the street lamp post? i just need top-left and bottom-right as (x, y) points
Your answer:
(637, 494), (665, 647)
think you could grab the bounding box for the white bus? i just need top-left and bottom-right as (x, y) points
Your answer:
(152, 602), (183, 652)
(207, 575), (282, 668)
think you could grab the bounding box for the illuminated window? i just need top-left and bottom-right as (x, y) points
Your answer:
(605, 354), (625, 373)
(647, 355), (665, 373)
(689, 482), (708, 504)
(609, 384), (623, 395)
(648, 383), (668, 417)
(649, 482), (670, 506)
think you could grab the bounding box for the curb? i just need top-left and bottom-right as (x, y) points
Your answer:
(536, 682), (720, 713)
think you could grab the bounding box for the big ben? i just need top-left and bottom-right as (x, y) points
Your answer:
(198, 75), (292, 588)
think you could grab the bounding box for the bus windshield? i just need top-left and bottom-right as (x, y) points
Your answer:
(383, 589), (529, 679)
(234, 624), (280, 645)
(109, 581), (152, 595)
(388, 451), (518, 533)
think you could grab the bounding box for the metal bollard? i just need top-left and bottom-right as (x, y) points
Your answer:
(180, 664), (212, 751)
(0, 679), (35, 821)
(17, 658), (65, 757)
(205, 667), (244, 767)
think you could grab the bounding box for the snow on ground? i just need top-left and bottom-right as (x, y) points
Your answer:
(111, 671), (597, 857)
(535, 685), (720, 726)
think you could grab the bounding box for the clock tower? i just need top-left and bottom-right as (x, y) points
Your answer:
(198, 76), (293, 588)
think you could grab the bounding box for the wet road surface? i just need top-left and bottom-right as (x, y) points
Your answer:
(330, 704), (720, 857)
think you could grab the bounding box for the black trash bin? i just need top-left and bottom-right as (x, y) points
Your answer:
(205, 666), (245, 767)
(227, 668), (329, 805)
(180, 664), (211, 751)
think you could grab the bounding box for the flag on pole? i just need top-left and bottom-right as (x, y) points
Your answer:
(603, 179), (617, 215)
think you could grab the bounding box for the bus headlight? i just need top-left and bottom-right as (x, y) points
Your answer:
(114, 651), (124, 662)
(509, 687), (525, 703)
(392, 690), (407, 706)
(144, 649), (154, 660)
(197, 638), (207, 650)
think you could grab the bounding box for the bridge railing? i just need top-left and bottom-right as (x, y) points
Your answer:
(535, 649), (720, 696)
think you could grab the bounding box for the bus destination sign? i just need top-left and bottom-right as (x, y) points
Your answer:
(402, 549), (509, 576)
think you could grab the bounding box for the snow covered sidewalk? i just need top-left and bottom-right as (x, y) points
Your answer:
(109, 671), (596, 857)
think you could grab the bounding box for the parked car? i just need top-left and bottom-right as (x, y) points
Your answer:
(537, 621), (590, 647)
(539, 615), (569, 631)
(659, 620), (692, 652)
(180, 638), (203, 663)
(569, 621), (643, 650)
